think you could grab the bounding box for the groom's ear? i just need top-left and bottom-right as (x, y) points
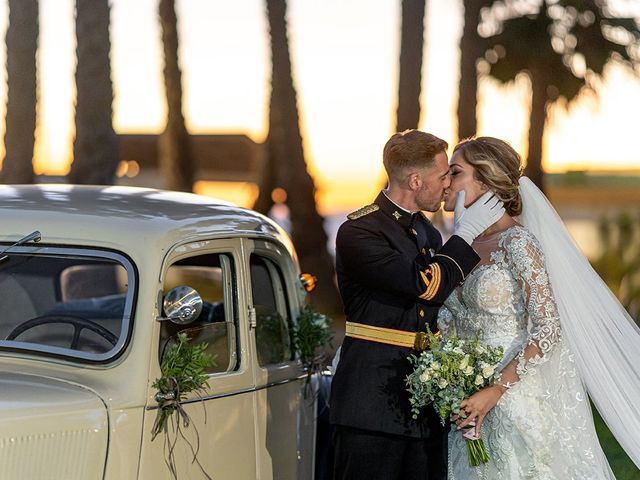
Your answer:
(408, 172), (421, 191)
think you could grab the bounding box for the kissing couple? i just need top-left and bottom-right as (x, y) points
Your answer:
(330, 130), (640, 479)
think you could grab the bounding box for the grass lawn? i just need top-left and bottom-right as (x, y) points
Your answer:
(593, 404), (639, 478)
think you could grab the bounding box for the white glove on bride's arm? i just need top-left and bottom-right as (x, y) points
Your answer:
(453, 191), (505, 244)
(495, 230), (562, 390)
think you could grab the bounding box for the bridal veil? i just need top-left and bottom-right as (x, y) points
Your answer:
(518, 176), (640, 469)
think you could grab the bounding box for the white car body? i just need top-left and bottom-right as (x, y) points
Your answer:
(0, 185), (317, 479)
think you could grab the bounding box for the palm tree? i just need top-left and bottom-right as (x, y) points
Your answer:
(68, 0), (118, 185)
(480, 0), (640, 190)
(1, 0), (38, 184)
(396, 0), (426, 132)
(457, 0), (496, 140)
(255, 0), (340, 311)
(158, 0), (194, 192)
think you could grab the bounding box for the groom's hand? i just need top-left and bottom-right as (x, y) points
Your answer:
(453, 191), (505, 244)
(456, 385), (506, 437)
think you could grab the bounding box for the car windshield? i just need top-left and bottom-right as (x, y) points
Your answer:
(0, 247), (136, 362)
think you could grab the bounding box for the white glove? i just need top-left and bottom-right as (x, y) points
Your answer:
(453, 190), (505, 244)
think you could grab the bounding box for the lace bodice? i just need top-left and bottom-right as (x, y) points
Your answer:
(438, 225), (561, 383)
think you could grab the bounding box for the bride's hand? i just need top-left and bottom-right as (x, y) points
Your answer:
(456, 385), (507, 437)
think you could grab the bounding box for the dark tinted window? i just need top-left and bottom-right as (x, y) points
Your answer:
(250, 255), (291, 366)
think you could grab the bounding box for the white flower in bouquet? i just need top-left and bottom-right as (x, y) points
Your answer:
(419, 371), (431, 383)
(474, 374), (484, 385)
(482, 365), (495, 378)
(460, 354), (470, 369)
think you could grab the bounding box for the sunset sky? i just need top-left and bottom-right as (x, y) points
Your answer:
(0, 0), (639, 214)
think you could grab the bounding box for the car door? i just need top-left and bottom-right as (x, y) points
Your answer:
(138, 238), (258, 479)
(243, 238), (316, 480)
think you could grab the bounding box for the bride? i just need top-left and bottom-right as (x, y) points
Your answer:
(438, 136), (640, 479)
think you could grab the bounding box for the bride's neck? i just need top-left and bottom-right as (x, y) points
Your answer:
(477, 213), (516, 239)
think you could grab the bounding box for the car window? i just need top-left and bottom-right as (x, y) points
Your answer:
(0, 249), (135, 362)
(250, 255), (292, 366)
(159, 253), (238, 374)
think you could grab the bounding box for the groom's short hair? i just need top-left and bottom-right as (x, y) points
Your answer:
(383, 130), (448, 183)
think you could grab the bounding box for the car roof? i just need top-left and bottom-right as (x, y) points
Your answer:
(0, 184), (295, 260)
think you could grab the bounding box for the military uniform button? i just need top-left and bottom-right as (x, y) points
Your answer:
(419, 309), (425, 317)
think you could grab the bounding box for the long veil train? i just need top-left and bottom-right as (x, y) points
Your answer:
(518, 177), (640, 468)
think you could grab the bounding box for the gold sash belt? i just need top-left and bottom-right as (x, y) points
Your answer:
(345, 321), (438, 351)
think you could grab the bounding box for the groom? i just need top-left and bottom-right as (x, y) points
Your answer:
(330, 130), (504, 479)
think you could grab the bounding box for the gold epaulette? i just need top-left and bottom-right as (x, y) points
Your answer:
(347, 203), (379, 220)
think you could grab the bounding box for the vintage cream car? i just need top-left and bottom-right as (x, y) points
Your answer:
(0, 185), (320, 479)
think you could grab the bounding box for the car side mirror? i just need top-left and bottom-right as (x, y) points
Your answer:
(159, 285), (203, 325)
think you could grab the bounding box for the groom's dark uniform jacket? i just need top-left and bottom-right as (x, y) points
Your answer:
(330, 192), (480, 438)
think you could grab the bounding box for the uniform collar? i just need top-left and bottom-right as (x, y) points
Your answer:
(375, 191), (415, 229)
(382, 191), (413, 214)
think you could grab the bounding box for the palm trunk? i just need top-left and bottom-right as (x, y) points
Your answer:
(159, 0), (194, 192)
(1, 0), (38, 184)
(260, 0), (340, 312)
(456, 0), (484, 141)
(526, 68), (548, 192)
(69, 0), (118, 185)
(396, 0), (426, 132)
(253, 134), (279, 214)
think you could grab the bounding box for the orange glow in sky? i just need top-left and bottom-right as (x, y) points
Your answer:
(0, 0), (639, 214)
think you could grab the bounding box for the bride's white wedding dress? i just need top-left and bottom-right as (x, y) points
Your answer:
(439, 224), (615, 479)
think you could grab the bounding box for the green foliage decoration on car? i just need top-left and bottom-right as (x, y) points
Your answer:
(292, 305), (332, 396)
(152, 332), (216, 480)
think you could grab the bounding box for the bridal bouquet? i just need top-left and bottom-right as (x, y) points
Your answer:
(406, 332), (504, 467)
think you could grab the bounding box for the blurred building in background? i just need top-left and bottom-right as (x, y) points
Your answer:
(115, 133), (264, 186)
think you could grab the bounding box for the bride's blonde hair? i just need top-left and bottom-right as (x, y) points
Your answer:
(453, 137), (523, 216)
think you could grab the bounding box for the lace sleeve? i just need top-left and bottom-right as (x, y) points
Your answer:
(437, 306), (454, 337)
(497, 230), (562, 387)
